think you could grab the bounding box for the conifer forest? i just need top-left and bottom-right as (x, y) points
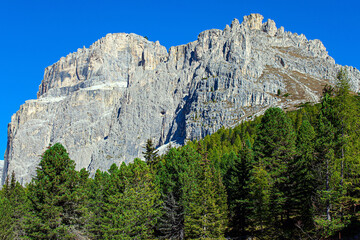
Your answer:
(1, 70), (360, 239)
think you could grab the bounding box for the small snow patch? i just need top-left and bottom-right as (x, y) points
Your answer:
(27, 96), (66, 104)
(39, 96), (66, 103)
(83, 82), (127, 91)
(157, 142), (181, 157)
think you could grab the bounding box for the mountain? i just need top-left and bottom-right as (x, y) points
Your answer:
(0, 161), (3, 182)
(2, 14), (360, 184)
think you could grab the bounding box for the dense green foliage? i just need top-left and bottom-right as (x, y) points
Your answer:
(0, 171), (27, 239)
(24, 143), (88, 239)
(1, 70), (360, 239)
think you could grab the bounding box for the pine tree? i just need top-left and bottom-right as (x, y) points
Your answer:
(248, 164), (271, 238)
(0, 171), (27, 239)
(143, 138), (159, 167)
(314, 70), (360, 237)
(157, 146), (198, 239)
(253, 107), (297, 238)
(0, 193), (12, 239)
(159, 192), (184, 240)
(292, 120), (316, 232)
(224, 140), (253, 237)
(25, 143), (86, 239)
(334, 69), (353, 188)
(183, 144), (228, 239)
(314, 84), (346, 237)
(103, 159), (161, 239)
(334, 69), (360, 206)
(86, 169), (111, 239)
(74, 168), (91, 238)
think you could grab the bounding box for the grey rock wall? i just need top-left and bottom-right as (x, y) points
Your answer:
(2, 14), (360, 184)
(0, 161), (3, 182)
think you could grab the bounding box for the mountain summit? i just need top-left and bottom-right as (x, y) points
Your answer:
(2, 13), (360, 184)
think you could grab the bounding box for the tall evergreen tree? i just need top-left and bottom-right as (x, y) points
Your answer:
(253, 107), (297, 238)
(292, 120), (316, 232)
(314, 70), (360, 237)
(333, 69), (360, 202)
(159, 192), (184, 240)
(0, 171), (27, 239)
(224, 140), (253, 237)
(143, 138), (160, 168)
(314, 84), (346, 237)
(248, 164), (271, 238)
(102, 159), (161, 239)
(86, 169), (111, 239)
(25, 143), (86, 239)
(157, 146), (198, 239)
(183, 144), (228, 239)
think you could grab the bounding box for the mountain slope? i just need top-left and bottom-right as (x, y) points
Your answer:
(2, 14), (360, 184)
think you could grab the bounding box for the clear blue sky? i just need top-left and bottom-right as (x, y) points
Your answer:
(1, 0), (359, 159)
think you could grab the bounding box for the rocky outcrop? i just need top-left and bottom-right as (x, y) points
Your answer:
(0, 161), (3, 182)
(2, 14), (360, 184)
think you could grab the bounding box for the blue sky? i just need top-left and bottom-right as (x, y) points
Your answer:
(0, 0), (359, 159)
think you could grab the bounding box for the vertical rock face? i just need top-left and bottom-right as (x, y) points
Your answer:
(243, 13), (264, 30)
(0, 161), (3, 182)
(2, 14), (360, 184)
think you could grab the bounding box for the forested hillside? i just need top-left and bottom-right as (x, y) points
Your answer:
(1, 70), (359, 239)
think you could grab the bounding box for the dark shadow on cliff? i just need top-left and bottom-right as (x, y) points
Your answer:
(164, 95), (193, 146)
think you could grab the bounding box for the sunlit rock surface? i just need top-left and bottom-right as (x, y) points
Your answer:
(2, 14), (360, 184)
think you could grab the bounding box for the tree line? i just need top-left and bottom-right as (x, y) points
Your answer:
(1, 69), (360, 239)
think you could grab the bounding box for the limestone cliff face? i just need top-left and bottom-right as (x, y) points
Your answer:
(0, 161), (3, 182)
(2, 14), (360, 184)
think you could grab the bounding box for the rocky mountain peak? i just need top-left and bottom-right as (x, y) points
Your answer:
(37, 33), (167, 99)
(2, 14), (360, 184)
(262, 19), (277, 36)
(243, 13), (264, 30)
